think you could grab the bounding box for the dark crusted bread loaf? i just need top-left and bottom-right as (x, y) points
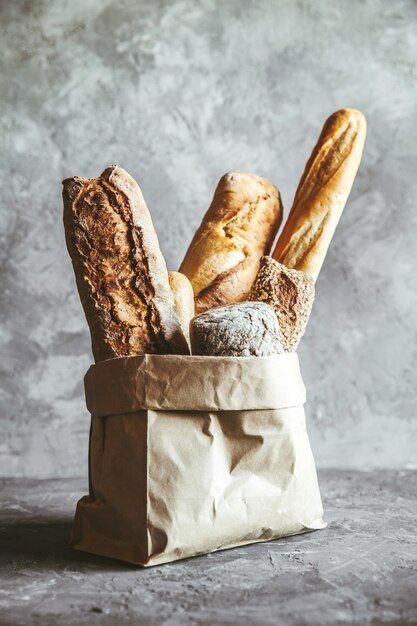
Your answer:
(179, 171), (283, 314)
(63, 165), (189, 362)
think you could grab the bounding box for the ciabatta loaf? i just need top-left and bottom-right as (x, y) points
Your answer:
(180, 171), (283, 314)
(273, 109), (367, 281)
(63, 166), (189, 361)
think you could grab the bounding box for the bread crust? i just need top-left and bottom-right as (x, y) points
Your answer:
(249, 256), (315, 352)
(272, 109), (367, 281)
(63, 165), (189, 361)
(190, 302), (284, 357)
(179, 171), (283, 314)
(168, 271), (195, 345)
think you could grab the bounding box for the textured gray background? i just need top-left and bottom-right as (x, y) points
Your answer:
(1, 0), (416, 477)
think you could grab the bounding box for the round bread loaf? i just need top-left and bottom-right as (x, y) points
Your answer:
(190, 302), (284, 357)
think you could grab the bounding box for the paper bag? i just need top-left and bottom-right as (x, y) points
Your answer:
(71, 353), (325, 566)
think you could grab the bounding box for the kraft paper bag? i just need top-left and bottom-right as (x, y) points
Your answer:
(71, 353), (326, 566)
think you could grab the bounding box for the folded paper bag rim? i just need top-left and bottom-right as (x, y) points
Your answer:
(84, 352), (307, 416)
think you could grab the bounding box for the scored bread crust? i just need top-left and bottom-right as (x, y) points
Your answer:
(179, 171), (283, 314)
(63, 165), (189, 361)
(272, 109), (367, 281)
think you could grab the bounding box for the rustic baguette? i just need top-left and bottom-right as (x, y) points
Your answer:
(63, 165), (189, 361)
(272, 109), (367, 281)
(179, 171), (283, 314)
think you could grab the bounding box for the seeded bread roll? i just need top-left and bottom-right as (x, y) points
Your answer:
(63, 165), (189, 362)
(168, 271), (195, 346)
(273, 109), (367, 281)
(249, 256), (315, 352)
(180, 171), (283, 314)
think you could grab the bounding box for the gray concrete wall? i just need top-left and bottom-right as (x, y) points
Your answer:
(1, 0), (416, 477)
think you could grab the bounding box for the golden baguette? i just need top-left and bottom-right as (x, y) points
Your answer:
(180, 171), (283, 314)
(272, 108), (367, 281)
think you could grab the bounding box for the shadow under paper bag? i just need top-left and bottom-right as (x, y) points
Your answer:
(71, 353), (326, 566)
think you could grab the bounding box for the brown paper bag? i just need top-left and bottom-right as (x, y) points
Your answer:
(71, 353), (325, 566)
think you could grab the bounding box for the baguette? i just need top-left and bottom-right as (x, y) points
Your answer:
(272, 108), (367, 281)
(179, 171), (283, 314)
(168, 271), (195, 345)
(63, 165), (189, 361)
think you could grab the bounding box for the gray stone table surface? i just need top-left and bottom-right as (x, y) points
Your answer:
(1, 470), (416, 626)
